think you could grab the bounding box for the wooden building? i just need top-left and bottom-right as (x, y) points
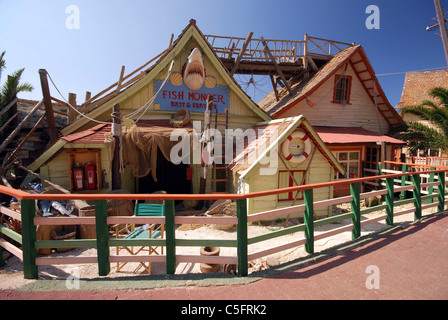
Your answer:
(258, 45), (406, 196)
(28, 20), (353, 217)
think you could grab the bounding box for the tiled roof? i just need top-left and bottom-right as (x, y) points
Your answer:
(61, 123), (111, 144)
(396, 70), (448, 109)
(314, 126), (405, 144)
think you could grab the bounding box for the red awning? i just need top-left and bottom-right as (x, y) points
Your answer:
(314, 126), (405, 145)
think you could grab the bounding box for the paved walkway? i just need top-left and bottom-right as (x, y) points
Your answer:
(1, 213), (447, 301)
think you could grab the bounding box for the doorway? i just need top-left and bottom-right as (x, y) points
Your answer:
(138, 148), (191, 199)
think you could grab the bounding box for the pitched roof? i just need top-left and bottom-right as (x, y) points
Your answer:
(258, 45), (404, 128)
(313, 126), (405, 145)
(396, 69), (448, 109)
(61, 20), (270, 136)
(229, 116), (345, 179)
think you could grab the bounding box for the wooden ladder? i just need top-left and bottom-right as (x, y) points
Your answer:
(211, 108), (229, 194)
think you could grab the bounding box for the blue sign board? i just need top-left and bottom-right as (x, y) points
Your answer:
(154, 80), (230, 114)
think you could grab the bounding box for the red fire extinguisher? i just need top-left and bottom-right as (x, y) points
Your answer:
(73, 164), (85, 191)
(85, 162), (97, 190)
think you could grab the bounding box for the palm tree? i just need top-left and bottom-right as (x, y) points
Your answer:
(397, 87), (448, 154)
(0, 51), (34, 138)
(0, 51), (34, 108)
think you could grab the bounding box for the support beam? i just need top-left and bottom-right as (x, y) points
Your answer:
(38, 69), (58, 143)
(230, 31), (253, 76)
(260, 37), (292, 95)
(111, 103), (122, 190)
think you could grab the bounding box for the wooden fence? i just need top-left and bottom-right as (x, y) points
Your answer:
(0, 165), (447, 280)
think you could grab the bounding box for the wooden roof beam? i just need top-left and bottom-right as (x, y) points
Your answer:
(261, 37), (292, 95)
(230, 31), (253, 76)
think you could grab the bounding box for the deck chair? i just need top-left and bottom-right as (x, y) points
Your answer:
(114, 202), (165, 274)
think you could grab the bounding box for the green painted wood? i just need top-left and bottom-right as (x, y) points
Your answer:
(350, 182), (361, 240)
(428, 168), (436, 204)
(0, 225), (23, 244)
(248, 224), (306, 245)
(386, 177), (394, 226)
(165, 200), (176, 275)
(237, 199), (248, 276)
(412, 174), (422, 221)
(314, 211), (353, 227)
(175, 239), (237, 247)
(360, 204), (387, 215)
(21, 199), (38, 279)
(94, 200), (110, 276)
(109, 238), (166, 247)
(36, 239), (97, 249)
(438, 172), (446, 212)
(401, 164), (408, 199)
(304, 189), (314, 254)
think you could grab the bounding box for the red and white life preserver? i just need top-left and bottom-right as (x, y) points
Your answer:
(281, 130), (312, 165)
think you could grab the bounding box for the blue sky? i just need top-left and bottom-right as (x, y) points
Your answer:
(1, 0), (447, 108)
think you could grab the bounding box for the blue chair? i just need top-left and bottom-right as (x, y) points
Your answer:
(114, 203), (165, 274)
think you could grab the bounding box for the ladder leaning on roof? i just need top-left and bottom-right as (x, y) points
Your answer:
(211, 108), (229, 194)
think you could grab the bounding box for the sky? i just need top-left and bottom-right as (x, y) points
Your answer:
(0, 0), (447, 109)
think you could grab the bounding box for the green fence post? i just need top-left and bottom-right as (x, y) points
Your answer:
(428, 168), (436, 204)
(438, 172), (446, 212)
(304, 189), (314, 254)
(350, 182), (361, 240)
(412, 174), (422, 221)
(21, 199), (38, 279)
(237, 199), (248, 276)
(95, 200), (110, 276)
(385, 177), (394, 226)
(401, 164), (408, 199)
(165, 200), (176, 275)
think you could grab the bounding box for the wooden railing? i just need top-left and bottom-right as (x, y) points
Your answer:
(0, 166), (447, 280)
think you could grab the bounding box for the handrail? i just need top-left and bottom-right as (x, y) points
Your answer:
(0, 169), (445, 201)
(0, 165), (446, 280)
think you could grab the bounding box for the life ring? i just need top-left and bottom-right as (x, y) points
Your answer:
(281, 130), (312, 165)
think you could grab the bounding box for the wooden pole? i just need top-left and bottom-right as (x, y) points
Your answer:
(38, 69), (58, 143)
(111, 103), (122, 190)
(434, 0), (448, 66)
(68, 93), (77, 124)
(95, 200), (110, 276)
(237, 199), (248, 276)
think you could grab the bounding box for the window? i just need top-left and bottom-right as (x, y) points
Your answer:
(333, 75), (352, 104)
(278, 170), (305, 201)
(333, 151), (360, 180)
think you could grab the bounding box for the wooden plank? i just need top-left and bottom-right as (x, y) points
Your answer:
(248, 238), (307, 261)
(175, 216), (238, 225)
(261, 37), (292, 95)
(0, 100), (43, 155)
(38, 69), (58, 143)
(247, 204), (305, 223)
(36, 256), (97, 266)
(0, 206), (21, 221)
(230, 31), (253, 76)
(0, 97), (18, 118)
(0, 238), (23, 260)
(176, 255), (237, 265)
(109, 255), (166, 264)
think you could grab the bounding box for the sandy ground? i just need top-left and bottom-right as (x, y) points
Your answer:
(0, 202), (439, 290)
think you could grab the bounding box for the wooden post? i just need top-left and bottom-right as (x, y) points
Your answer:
(38, 69), (58, 143)
(412, 174), (422, 221)
(350, 182), (361, 240)
(95, 200), (110, 276)
(230, 31), (253, 76)
(400, 164), (408, 199)
(304, 189), (314, 254)
(68, 93), (77, 124)
(165, 200), (176, 275)
(438, 171), (445, 212)
(111, 103), (122, 190)
(428, 168), (436, 204)
(385, 177), (394, 226)
(237, 199), (248, 276)
(21, 199), (38, 279)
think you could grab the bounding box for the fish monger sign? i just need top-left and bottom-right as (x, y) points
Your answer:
(154, 80), (230, 113)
